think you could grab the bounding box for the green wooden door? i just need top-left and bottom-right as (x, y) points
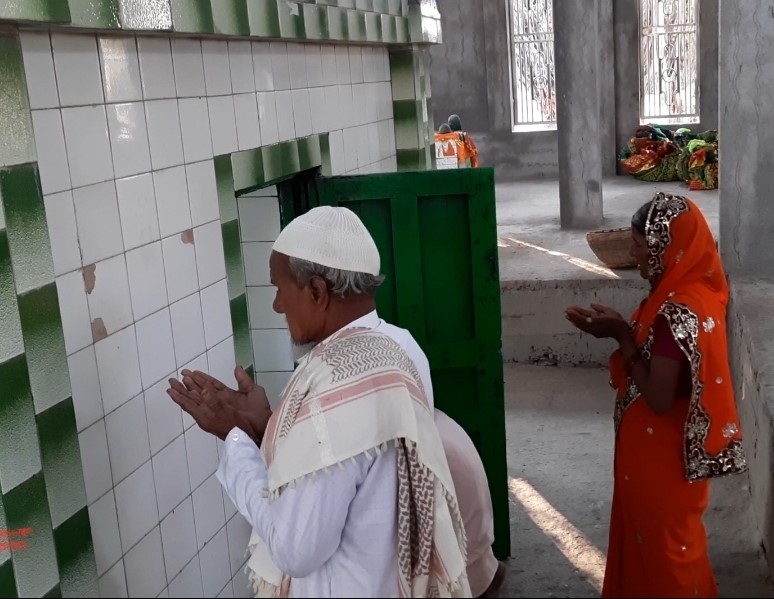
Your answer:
(282, 168), (509, 559)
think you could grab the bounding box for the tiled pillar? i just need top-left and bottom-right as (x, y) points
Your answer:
(0, 32), (98, 598)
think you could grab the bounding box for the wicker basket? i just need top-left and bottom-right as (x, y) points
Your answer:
(586, 227), (637, 269)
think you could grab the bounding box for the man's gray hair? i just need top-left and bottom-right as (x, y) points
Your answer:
(288, 257), (384, 296)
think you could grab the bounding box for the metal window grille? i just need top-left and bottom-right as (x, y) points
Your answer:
(508, 0), (557, 132)
(639, 0), (700, 125)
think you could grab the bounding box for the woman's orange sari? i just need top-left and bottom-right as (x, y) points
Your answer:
(603, 194), (747, 598)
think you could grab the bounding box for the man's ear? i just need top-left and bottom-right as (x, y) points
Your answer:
(309, 276), (330, 307)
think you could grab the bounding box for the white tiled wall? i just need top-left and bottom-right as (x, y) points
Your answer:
(21, 28), (396, 599)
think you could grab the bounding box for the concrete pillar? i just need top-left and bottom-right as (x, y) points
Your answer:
(554, 0), (604, 229)
(719, 0), (774, 275)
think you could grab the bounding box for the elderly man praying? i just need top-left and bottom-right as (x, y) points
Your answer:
(168, 206), (471, 598)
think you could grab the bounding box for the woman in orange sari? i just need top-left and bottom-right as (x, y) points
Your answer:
(566, 192), (747, 597)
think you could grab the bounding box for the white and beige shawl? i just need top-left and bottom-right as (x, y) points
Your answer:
(246, 327), (470, 598)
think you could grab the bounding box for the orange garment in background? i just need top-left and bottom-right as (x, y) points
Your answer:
(604, 194), (746, 598)
(434, 131), (479, 167)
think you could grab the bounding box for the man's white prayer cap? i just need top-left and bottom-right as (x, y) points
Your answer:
(272, 206), (381, 275)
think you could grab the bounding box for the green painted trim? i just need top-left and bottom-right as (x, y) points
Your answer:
(395, 14), (409, 42)
(230, 293), (252, 370)
(0, 0), (70, 23)
(319, 133), (332, 177)
(325, 5), (348, 40)
(231, 148), (265, 194)
(364, 11), (381, 42)
(301, 3), (329, 40)
(380, 13), (396, 43)
(297, 135), (322, 172)
(221, 218), (245, 301)
(170, 0), (214, 33)
(346, 9), (366, 41)
(247, 0), (281, 37)
(0, 35), (35, 169)
(120, 0), (173, 30)
(0, 560), (16, 599)
(211, 0), (250, 36)
(53, 508), (98, 598)
(277, 0), (305, 39)
(395, 147), (428, 171)
(68, 0), (122, 28)
(214, 154), (238, 222)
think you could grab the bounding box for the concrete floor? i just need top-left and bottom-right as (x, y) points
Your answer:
(500, 363), (774, 598)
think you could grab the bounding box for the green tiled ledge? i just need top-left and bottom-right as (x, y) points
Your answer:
(0, 0), (428, 45)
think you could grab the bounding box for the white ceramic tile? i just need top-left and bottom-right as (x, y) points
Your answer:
(348, 46), (364, 83)
(136, 308), (177, 389)
(274, 90), (295, 142)
(221, 487), (237, 521)
(286, 42), (307, 89)
(158, 588), (170, 598)
(251, 328), (294, 372)
(62, 105), (114, 188)
(105, 394), (151, 482)
(99, 559), (128, 599)
(31, 109), (71, 195)
(228, 40), (255, 94)
(367, 122), (380, 165)
(145, 99), (184, 170)
(56, 269), (93, 355)
(73, 181), (123, 266)
(255, 371), (292, 409)
(95, 325), (143, 413)
(124, 527), (167, 598)
(194, 222), (226, 289)
(202, 40), (232, 96)
(351, 83), (367, 126)
(20, 31), (59, 109)
(169, 556), (203, 598)
(337, 84), (354, 130)
(51, 32), (104, 106)
(242, 241), (272, 286)
(320, 45), (338, 86)
(44, 190), (80, 276)
(356, 124), (370, 167)
(334, 45), (351, 84)
(178, 98), (213, 163)
(208, 96), (238, 156)
(162, 233), (199, 303)
(231, 568), (252, 599)
(237, 195), (280, 242)
(154, 166), (191, 238)
(251, 41), (274, 91)
(89, 490), (122, 576)
(308, 87), (327, 135)
(226, 515), (251, 576)
(192, 474), (226, 549)
(322, 85), (340, 131)
(304, 44), (324, 88)
(115, 173), (160, 251)
(207, 337), (237, 389)
(169, 293), (205, 367)
(246, 286), (284, 329)
(86, 254), (134, 336)
(107, 102), (152, 178)
(269, 42), (290, 91)
(361, 46), (377, 83)
(152, 434), (191, 518)
(178, 352), (208, 431)
(199, 528), (230, 598)
(343, 127), (359, 172)
(115, 460), (158, 553)
(184, 424), (219, 491)
(78, 420), (113, 505)
(99, 36), (143, 103)
(138, 36), (176, 100)
(160, 497), (198, 580)
(328, 128), (345, 176)
(291, 89), (312, 139)
(215, 581), (233, 599)
(233, 93), (261, 150)
(126, 241), (168, 320)
(171, 38), (206, 97)
(68, 345), (104, 431)
(256, 92), (279, 145)
(144, 375), (184, 454)
(200, 280), (231, 349)
(186, 160), (219, 227)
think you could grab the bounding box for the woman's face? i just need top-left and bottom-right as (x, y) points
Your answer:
(630, 228), (650, 280)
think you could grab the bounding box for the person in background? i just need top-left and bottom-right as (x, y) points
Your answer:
(447, 114), (479, 168)
(565, 193), (747, 597)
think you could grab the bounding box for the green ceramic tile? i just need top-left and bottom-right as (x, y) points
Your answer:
(221, 219), (245, 300)
(355, 0), (372, 11)
(380, 13), (396, 43)
(212, 0), (250, 35)
(325, 6), (347, 40)
(346, 9), (366, 41)
(395, 14), (408, 42)
(386, 0), (400, 14)
(277, 0), (305, 38)
(120, 0), (172, 29)
(68, 0), (122, 28)
(297, 135), (322, 172)
(396, 147), (426, 171)
(247, 0), (280, 37)
(232, 148), (265, 194)
(400, 0), (407, 17)
(319, 133), (332, 177)
(0, 0), (70, 22)
(301, 3), (328, 40)
(337, 0), (355, 8)
(262, 141), (300, 184)
(214, 154), (238, 222)
(0, 232), (24, 364)
(0, 354), (42, 493)
(372, 0), (387, 13)
(0, 165), (54, 294)
(2, 473), (58, 598)
(230, 293), (252, 369)
(0, 36), (35, 168)
(42, 584), (62, 598)
(0, 559), (16, 598)
(389, 49), (417, 101)
(364, 11), (380, 41)
(37, 399), (86, 528)
(18, 283), (70, 415)
(392, 99), (421, 148)
(171, 0), (214, 32)
(53, 508), (98, 598)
